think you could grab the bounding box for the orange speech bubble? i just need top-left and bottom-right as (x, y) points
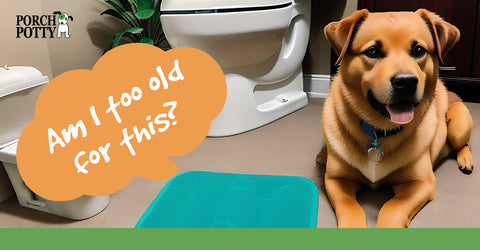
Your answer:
(16, 44), (226, 201)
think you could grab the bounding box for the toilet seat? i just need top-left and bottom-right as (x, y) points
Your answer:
(162, 3), (291, 15)
(0, 141), (16, 165)
(161, 0), (292, 13)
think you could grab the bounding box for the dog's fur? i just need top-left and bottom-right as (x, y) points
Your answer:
(318, 9), (474, 228)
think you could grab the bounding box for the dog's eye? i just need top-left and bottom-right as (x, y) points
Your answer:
(411, 45), (427, 58)
(364, 46), (384, 59)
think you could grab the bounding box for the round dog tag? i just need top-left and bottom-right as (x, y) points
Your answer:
(368, 147), (384, 163)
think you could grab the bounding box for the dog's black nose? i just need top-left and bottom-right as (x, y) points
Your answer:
(391, 74), (418, 90)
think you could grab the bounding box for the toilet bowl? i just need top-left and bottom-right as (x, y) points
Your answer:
(161, 0), (311, 136)
(0, 66), (109, 220)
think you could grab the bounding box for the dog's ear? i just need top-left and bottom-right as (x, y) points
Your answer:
(324, 9), (369, 65)
(415, 9), (460, 64)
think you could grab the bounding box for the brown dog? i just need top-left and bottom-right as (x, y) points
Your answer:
(318, 9), (474, 228)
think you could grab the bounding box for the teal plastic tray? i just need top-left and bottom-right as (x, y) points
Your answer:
(135, 171), (319, 228)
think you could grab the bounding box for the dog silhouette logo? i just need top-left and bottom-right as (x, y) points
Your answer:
(53, 11), (73, 38)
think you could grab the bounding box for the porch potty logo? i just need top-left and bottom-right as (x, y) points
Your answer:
(16, 11), (73, 38)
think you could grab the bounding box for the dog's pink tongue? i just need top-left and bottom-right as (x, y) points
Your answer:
(386, 103), (414, 123)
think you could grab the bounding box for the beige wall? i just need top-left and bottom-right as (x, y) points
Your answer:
(303, 0), (358, 75)
(0, 0), (126, 79)
(41, 0), (127, 77)
(0, 0), (53, 78)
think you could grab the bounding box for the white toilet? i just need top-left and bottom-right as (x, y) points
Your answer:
(161, 0), (311, 136)
(0, 66), (109, 220)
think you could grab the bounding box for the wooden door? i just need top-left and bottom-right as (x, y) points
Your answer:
(473, 1), (480, 77)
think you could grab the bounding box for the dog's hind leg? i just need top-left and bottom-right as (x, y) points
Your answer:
(446, 101), (474, 174)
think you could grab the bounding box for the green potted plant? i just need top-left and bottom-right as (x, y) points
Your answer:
(101, 0), (170, 53)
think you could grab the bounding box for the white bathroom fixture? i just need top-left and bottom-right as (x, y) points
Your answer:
(0, 66), (109, 220)
(161, 0), (311, 136)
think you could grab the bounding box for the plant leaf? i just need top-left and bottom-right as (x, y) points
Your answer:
(153, 0), (161, 12)
(127, 0), (139, 13)
(135, 9), (155, 19)
(105, 0), (126, 13)
(101, 9), (124, 21)
(121, 11), (141, 27)
(139, 38), (154, 45)
(137, 0), (153, 10)
(118, 0), (133, 12)
(111, 27), (144, 48)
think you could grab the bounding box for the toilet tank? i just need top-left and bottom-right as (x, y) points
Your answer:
(0, 66), (48, 148)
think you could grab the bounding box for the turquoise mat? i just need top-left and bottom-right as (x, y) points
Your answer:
(135, 171), (319, 228)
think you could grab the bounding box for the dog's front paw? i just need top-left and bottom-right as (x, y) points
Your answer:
(458, 163), (473, 175)
(457, 145), (474, 175)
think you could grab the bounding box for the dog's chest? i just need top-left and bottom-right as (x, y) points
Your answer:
(359, 163), (391, 184)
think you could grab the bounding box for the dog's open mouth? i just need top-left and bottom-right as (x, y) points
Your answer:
(386, 101), (415, 123)
(367, 91), (418, 124)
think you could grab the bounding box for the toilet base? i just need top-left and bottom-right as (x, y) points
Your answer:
(2, 162), (110, 220)
(0, 164), (13, 203)
(208, 67), (308, 137)
(0, 142), (110, 220)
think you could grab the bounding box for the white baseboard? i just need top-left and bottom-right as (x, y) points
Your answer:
(306, 92), (328, 98)
(303, 74), (330, 99)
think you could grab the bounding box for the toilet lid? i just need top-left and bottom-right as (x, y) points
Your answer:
(0, 66), (48, 99)
(161, 0), (292, 13)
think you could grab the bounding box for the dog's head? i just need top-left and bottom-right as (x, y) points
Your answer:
(325, 9), (459, 126)
(58, 13), (69, 25)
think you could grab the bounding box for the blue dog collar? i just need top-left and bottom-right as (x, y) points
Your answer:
(361, 121), (403, 140)
(361, 121), (404, 164)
